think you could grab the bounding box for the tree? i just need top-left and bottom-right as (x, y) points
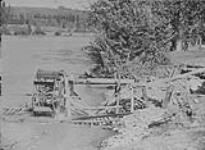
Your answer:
(156, 0), (205, 51)
(76, 14), (80, 30)
(85, 0), (205, 78)
(0, 2), (11, 26)
(0, 0), (3, 146)
(0, 0), (5, 42)
(19, 14), (25, 24)
(85, 0), (172, 78)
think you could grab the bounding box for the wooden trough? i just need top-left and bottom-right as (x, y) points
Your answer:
(67, 77), (135, 125)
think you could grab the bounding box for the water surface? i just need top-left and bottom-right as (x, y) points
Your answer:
(1, 35), (112, 150)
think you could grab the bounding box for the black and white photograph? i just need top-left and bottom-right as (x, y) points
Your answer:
(1, 0), (205, 150)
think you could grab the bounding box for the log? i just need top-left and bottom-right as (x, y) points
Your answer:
(162, 68), (205, 83)
(170, 68), (205, 81)
(148, 117), (172, 128)
(134, 68), (205, 87)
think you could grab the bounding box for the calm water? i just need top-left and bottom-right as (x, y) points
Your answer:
(1, 34), (107, 106)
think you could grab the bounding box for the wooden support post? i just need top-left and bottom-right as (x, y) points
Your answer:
(64, 75), (71, 119)
(69, 74), (75, 96)
(130, 84), (134, 113)
(142, 86), (148, 101)
(115, 81), (120, 114)
(114, 70), (121, 114)
(163, 85), (174, 108)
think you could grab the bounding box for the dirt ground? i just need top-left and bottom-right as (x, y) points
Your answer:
(1, 120), (113, 150)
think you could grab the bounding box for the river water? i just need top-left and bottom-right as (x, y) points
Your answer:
(1, 34), (113, 150)
(2, 34), (108, 106)
(2, 35), (93, 95)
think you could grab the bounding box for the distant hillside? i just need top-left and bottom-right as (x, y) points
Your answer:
(7, 6), (90, 32)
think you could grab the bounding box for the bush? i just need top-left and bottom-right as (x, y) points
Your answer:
(54, 31), (61, 36)
(33, 26), (46, 35)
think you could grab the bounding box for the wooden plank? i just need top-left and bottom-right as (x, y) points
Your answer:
(33, 106), (53, 113)
(72, 112), (132, 120)
(82, 105), (123, 110)
(74, 78), (134, 85)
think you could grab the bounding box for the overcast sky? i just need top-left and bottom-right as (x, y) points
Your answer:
(6, 0), (95, 10)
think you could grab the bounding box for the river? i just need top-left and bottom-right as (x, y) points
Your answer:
(1, 34), (113, 150)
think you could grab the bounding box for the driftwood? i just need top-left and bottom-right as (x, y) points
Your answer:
(148, 116), (172, 128)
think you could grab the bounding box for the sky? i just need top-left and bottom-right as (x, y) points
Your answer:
(5, 0), (95, 10)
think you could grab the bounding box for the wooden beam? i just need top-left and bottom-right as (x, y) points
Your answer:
(130, 86), (134, 112)
(74, 78), (134, 85)
(72, 112), (132, 120)
(82, 105), (123, 110)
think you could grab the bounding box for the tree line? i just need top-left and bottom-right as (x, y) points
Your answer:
(7, 8), (89, 32)
(0, 0), (6, 42)
(85, 0), (205, 78)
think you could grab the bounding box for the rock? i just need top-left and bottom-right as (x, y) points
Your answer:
(188, 77), (203, 92)
(193, 99), (199, 104)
